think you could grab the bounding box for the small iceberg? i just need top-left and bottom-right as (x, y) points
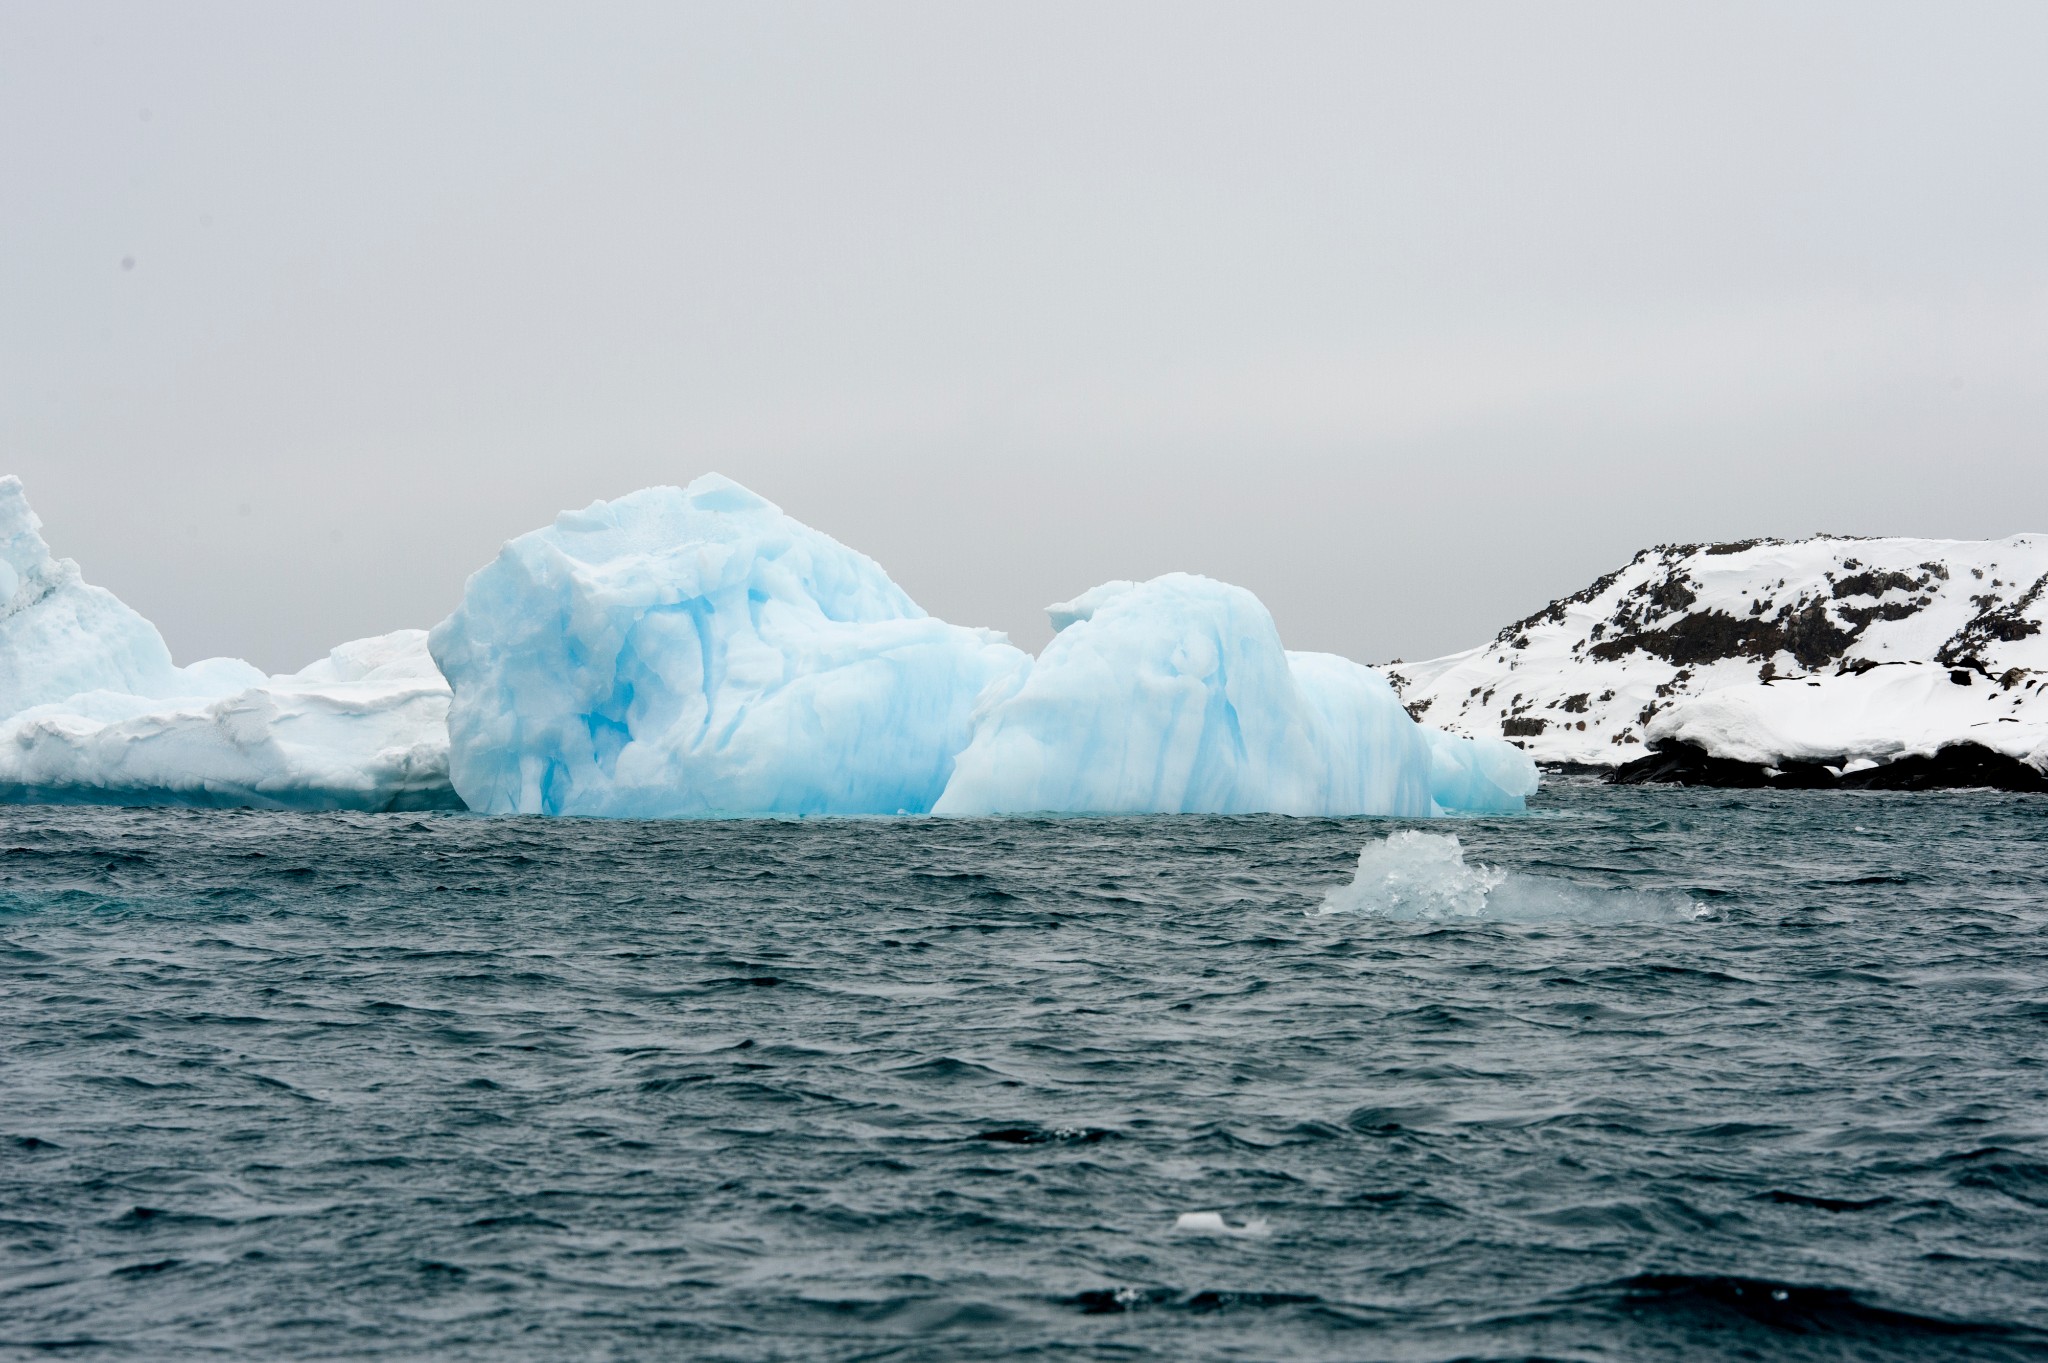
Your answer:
(0, 477), (456, 811)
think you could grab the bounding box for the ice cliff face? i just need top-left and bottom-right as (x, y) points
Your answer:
(0, 477), (456, 811)
(1387, 535), (2048, 778)
(431, 477), (1536, 817)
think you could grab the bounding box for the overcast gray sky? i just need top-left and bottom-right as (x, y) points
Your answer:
(4, 2), (2045, 673)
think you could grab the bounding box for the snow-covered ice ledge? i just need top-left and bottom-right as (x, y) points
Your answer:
(0, 477), (457, 811)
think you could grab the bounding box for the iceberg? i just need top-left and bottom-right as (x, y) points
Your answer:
(0, 477), (456, 811)
(932, 574), (1535, 816)
(1, 469), (1537, 818)
(428, 475), (1030, 816)
(431, 485), (1535, 819)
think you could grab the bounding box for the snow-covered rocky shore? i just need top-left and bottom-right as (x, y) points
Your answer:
(1386, 535), (2048, 789)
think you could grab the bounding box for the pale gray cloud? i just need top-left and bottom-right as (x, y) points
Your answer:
(4, 1), (2045, 671)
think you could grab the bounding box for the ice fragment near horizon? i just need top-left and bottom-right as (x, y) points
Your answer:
(428, 475), (1030, 816)
(932, 573), (1536, 816)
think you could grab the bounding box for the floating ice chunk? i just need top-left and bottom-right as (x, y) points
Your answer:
(1172, 1211), (1273, 1238)
(1319, 829), (1504, 918)
(1320, 830), (1702, 922)
(429, 475), (1029, 816)
(933, 574), (1534, 816)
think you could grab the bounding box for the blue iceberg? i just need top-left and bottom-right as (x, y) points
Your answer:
(428, 476), (1031, 816)
(432, 478), (1538, 818)
(0, 468), (1537, 817)
(933, 575), (1534, 815)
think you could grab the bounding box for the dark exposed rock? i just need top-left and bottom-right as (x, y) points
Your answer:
(1589, 601), (1857, 672)
(1539, 760), (1614, 776)
(1936, 571), (2047, 669)
(1837, 746), (2046, 792)
(1609, 742), (1769, 787)
(1608, 740), (2046, 793)
(1501, 716), (1547, 737)
(1832, 569), (1924, 599)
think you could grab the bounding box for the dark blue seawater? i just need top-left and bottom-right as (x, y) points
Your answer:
(3, 779), (2046, 1361)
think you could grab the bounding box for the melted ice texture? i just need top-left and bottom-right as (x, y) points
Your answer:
(430, 475), (1537, 817)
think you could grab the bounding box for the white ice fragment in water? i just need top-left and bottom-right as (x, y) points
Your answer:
(1171, 1211), (1272, 1238)
(1319, 830), (1705, 923)
(1318, 830), (1504, 919)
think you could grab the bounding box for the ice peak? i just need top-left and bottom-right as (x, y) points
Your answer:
(1046, 580), (1140, 633)
(683, 472), (776, 516)
(0, 475), (60, 607)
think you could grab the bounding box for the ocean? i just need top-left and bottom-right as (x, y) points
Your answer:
(2, 779), (2045, 1360)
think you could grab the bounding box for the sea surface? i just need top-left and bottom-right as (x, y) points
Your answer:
(2, 779), (2045, 1361)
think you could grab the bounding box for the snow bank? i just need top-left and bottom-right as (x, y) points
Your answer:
(0, 477), (456, 811)
(428, 475), (1029, 816)
(1647, 661), (2048, 773)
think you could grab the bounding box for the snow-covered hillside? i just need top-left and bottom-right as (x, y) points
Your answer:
(1384, 535), (2048, 781)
